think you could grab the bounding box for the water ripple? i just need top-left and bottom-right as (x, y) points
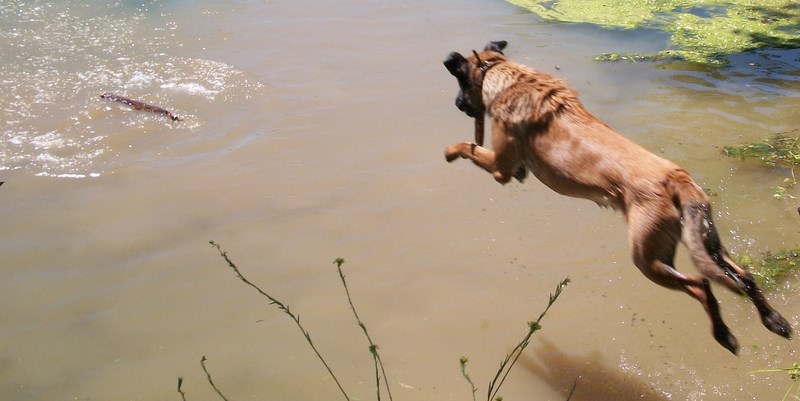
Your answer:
(0, 1), (266, 178)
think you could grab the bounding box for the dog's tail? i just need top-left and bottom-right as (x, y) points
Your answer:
(667, 170), (749, 294)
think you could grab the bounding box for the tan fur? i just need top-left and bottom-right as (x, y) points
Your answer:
(444, 43), (791, 354)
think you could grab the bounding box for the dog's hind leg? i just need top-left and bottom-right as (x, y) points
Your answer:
(667, 171), (792, 339)
(627, 204), (739, 353)
(681, 201), (792, 340)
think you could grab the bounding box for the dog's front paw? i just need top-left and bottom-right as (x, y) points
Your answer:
(445, 145), (462, 162)
(445, 142), (476, 162)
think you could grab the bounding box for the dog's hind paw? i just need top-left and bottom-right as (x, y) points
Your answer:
(763, 310), (792, 339)
(714, 324), (739, 355)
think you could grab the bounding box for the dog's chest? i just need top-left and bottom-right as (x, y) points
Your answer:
(522, 136), (624, 209)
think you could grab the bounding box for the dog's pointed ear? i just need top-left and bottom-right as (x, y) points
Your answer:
(484, 40), (508, 54)
(444, 52), (468, 77)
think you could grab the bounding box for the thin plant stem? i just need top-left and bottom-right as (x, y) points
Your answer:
(487, 278), (570, 401)
(459, 356), (478, 401)
(209, 241), (351, 401)
(333, 258), (394, 401)
(753, 363), (800, 401)
(782, 382), (794, 401)
(201, 356), (230, 401)
(565, 378), (578, 401)
(177, 377), (187, 401)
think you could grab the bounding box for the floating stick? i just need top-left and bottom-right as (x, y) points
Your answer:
(100, 92), (182, 121)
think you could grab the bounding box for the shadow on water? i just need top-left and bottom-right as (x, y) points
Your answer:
(521, 338), (669, 401)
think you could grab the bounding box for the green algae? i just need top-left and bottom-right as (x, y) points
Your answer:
(723, 130), (800, 169)
(720, 132), (800, 287)
(507, 0), (800, 66)
(723, 130), (800, 199)
(736, 248), (800, 290)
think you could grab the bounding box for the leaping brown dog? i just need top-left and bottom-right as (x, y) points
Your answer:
(443, 40), (792, 354)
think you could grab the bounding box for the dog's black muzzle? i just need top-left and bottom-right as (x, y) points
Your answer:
(455, 93), (475, 117)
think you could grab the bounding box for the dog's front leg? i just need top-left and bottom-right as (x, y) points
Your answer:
(445, 141), (515, 184)
(474, 116), (485, 146)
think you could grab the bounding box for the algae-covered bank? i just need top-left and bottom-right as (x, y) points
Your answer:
(507, 0), (800, 66)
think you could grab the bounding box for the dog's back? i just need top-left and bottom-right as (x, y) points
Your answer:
(481, 60), (681, 211)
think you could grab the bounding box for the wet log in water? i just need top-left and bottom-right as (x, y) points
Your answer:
(100, 93), (182, 121)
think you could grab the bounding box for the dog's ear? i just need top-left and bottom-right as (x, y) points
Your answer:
(444, 52), (468, 77)
(484, 40), (508, 54)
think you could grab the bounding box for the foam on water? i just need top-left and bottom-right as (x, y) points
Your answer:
(0, 1), (266, 178)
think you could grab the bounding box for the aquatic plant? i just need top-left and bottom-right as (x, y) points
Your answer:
(506, 0), (800, 66)
(752, 363), (800, 401)
(333, 257), (394, 401)
(723, 132), (800, 169)
(193, 242), (572, 400)
(200, 356), (230, 401)
(735, 248), (800, 290)
(460, 278), (572, 401)
(207, 241), (357, 401)
(723, 130), (800, 199)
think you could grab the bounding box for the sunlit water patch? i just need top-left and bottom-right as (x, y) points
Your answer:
(0, 1), (266, 178)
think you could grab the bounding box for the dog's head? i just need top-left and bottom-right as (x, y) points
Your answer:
(443, 40), (508, 118)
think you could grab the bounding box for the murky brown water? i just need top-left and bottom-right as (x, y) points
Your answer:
(2, 1), (800, 400)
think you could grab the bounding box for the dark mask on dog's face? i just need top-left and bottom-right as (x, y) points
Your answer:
(443, 41), (508, 118)
(444, 52), (481, 118)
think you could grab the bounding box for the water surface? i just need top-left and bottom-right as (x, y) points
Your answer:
(1, 1), (799, 400)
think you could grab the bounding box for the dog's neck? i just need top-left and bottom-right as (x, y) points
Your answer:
(475, 56), (497, 75)
(473, 53), (505, 112)
(473, 51), (502, 87)
(477, 60), (507, 108)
